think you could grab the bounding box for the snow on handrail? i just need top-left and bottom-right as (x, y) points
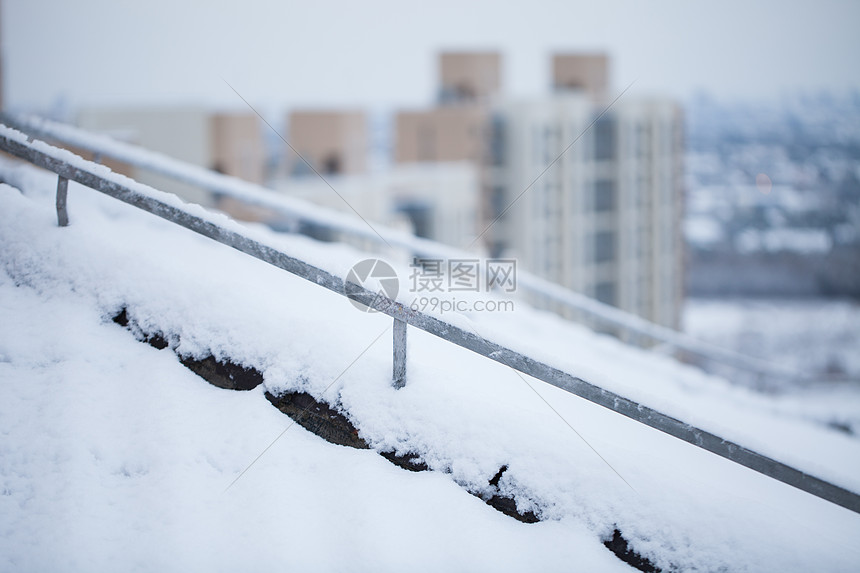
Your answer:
(1, 123), (857, 515)
(0, 113), (804, 383)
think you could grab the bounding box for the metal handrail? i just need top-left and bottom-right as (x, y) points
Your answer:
(0, 113), (807, 385)
(1, 124), (857, 514)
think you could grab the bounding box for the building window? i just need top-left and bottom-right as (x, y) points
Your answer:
(595, 282), (616, 305)
(490, 186), (506, 219)
(396, 200), (433, 239)
(322, 153), (341, 175)
(594, 230), (615, 263)
(490, 115), (506, 166)
(594, 179), (615, 212)
(543, 126), (554, 164)
(594, 116), (615, 161)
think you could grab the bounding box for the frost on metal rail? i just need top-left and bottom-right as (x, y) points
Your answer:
(0, 113), (804, 385)
(1, 124), (858, 516)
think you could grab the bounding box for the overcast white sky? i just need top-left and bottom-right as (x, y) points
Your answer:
(3, 0), (859, 115)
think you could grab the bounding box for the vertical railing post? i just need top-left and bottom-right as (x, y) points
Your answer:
(56, 176), (69, 227)
(393, 317), (407, 388)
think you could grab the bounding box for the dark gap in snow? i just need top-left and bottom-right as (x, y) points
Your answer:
(603, 529), (661, 572)
(146, 333), (169, 350)
(110, 309), (555, 528)
(112, 307), (168, 350)
(488, 464), (508, 488)
(478, 465), (540, 524)
(480, 493), (540, 524)
(112, 308), (129, 327)
(112, 307), (262, 389)
(379, 451), (429, 472)
(180, 355), (263, 391)
(265, 390), (369, 449)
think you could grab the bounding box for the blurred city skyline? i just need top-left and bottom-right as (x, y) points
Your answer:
(3, 0), (860, 114)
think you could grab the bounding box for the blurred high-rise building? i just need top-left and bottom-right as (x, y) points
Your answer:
(437, 51), (502, 105)
(492, 96), (684, 328)
(280, 102), (479, 248)
(395, 106), (487, 164)
(211, 113), (267, 183)
(396, 52), (684, 329)
(287, 110), (367, 176)
(551, 53), (609, 101)
(396, 51), (498, 243)
(77, 107), (265, 205)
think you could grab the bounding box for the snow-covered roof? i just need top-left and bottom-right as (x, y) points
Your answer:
(1, 141), (859, 571)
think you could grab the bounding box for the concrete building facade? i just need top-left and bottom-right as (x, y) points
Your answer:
(438, 51), (502, 104)
(269, 163), (479, 250)
(287, 110), (366, 176)
(395, 106), (488, 164)
(394, 51), (501, 243)
(551, 53), (609, 101)
(211, 113), (266, 184)
(493, 95), (684, 328)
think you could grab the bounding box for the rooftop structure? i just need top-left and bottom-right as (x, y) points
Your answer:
(287, 109), (367, 176)
(551, 52), (609, 100)
(438, 51), (502, 104)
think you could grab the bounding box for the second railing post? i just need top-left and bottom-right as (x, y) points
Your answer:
(393, 317), (407, 388)
(56, 176), (69, 227)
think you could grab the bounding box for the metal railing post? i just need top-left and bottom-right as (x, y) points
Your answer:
(56, 176), (69, 227)
(393, 318), (407, 388)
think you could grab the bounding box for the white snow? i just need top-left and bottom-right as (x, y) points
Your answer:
(685, 298), (860, 381)
(684, 215), (724, 246)
(0, 269), (632, 573)
(684, 297), (860, 432)
(735, 227), (833, 254)
(1, 155), (860, 572)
